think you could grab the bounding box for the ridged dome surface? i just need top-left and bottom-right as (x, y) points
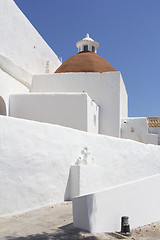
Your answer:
(55, 51), (116, 73)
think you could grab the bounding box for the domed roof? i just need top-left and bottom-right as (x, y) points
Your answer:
(55, 51), (116, 73)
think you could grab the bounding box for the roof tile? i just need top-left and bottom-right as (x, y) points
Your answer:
(148, 117), (160, 127)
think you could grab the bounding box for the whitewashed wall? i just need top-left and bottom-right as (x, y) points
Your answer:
(0, 55), (32, 88)
(87, 98), (99, 133)
(121, 117), (158, 144)
(73, 174), (160, 233)
(0, 0), (61, 76)
(31, 72), (127, 137)
(120, 74), (128, 119)
(0, 69), (29, 115)
(148, 127), (160, 145)
(9, 93), (99, 133)
(70, 165), (106, 199)
(1, 116), (160, 216)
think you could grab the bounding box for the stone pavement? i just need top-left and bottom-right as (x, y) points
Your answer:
(0, 201), (160, 240)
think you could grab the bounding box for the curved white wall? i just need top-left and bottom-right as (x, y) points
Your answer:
(0, 0), (61, 75)
(0, 116), (160, 216)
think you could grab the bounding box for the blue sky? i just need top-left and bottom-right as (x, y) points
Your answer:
(14, 0), (160, 117)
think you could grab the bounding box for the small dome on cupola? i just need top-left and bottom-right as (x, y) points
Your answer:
(55, 34), (116, 73)
(76, 33), (99, 53)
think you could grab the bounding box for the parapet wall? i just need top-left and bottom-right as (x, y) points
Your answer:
(121, 117), (158, 144)
(0, 116), (160, 216)
(9, 93), (99, 133)
(73, 174), (160, 233)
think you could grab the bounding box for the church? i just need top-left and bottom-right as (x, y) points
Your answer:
(1, 31), (160, 145)
(1, 0), (160, 233)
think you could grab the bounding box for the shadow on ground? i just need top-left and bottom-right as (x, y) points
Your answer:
(5, 223), (99, 240)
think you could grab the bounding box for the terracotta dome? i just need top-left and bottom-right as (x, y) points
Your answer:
(55, 51), (116, 73)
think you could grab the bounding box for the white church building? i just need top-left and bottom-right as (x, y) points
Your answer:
(1, 27), (159, 144)
(1, 0), (160, 233)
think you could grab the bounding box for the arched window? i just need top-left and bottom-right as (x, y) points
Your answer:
(0, 96), (6, 115)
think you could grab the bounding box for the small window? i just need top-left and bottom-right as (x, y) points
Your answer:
(92, 46), (95, 52)
(131, 127), (135, 132)
(84, 45), (88, 51)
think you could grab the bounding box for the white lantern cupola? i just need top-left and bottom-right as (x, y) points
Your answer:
(76, 33), (99, 53)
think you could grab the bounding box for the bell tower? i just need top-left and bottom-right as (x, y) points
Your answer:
(76, 33), (99, 53)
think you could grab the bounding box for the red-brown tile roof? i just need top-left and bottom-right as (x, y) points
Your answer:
(55, 51), (116, 73)
(148, 117), (160, 127)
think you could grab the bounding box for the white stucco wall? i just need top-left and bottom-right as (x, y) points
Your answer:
(148, 127), (160, 145)
(0, 55), (32, 88)
(0, 0), (61, 77)
(87, 98), (99, 133)
(0, 69), (29, 115)
(70, 165), (106, 199)
(1, 116), (160, 216)
(121, 117), (158, 144)
(73, 174), (160, 233)
(120, 74), (128, 119)
(31, 72), (127, 137)
(9, 93), (99, 133)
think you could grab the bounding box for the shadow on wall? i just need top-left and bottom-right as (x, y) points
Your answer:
(64, 168), (71, 201)
(87, 194), (97, 233)
(5, 223), (99, 240)
(0, 96), (6, 115)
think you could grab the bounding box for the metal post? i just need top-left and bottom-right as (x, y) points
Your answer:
(120, 216), (131, 235)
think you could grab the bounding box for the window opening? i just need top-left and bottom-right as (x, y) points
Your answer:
(84, 45), (88, 52)
(92, 46), (95, 52)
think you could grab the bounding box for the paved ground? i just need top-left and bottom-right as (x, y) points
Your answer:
(0, 202), (160, 240)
